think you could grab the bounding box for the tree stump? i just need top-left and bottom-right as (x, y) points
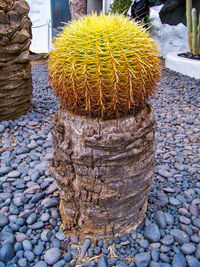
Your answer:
(50, 104), (156, 241)
(0, 0), (33, 121)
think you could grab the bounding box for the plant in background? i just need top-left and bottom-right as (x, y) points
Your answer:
(109, 0), (132, 16)
(48, 13), (160, 120)
(186, 0), (200, 55)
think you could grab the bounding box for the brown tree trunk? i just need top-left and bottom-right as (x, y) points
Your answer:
(0, 0), (33, 121)
(50, 104), (156, 241)
(69, 0), (87, 20)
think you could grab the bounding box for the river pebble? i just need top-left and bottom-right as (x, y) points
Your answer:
(0, 64), (199, 266)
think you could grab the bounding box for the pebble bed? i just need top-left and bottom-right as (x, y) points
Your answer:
(0, 63), (199, 267)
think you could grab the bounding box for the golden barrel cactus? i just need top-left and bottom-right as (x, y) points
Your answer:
(48, 13), (160, 119)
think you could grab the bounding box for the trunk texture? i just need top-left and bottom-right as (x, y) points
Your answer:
(50, 104), (156, 241)
(0, 0), (33, 121)
(69, 0), (87, 20)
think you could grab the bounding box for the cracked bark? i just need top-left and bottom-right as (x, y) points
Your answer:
(0, 0), (32, 121)
(50, 104), (156, 241)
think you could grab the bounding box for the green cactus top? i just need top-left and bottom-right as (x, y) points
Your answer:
(48, 13), (161, 119)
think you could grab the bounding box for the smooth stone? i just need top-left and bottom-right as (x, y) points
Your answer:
(158, 169), (172, 178)
(181, 243), (196, 255)
(47, 183), (58, 194)
(40, 213), (50, 222)
(195, 245), (200, 260)
(33, 261), (47, 267)
(25, 185), (40, 194)
(0, 125), (5, 133)
(116, 263), (129, 267)
(139, 239), (149, 249)
(33, 245), (44, 256)
(186, 255), (200, 267)
(0, 167), (11, 176)
(41, 229), (53, 242)
(22, 240), (32, 251)
(80, 239), (91, 261)
(169, 197), (181, 206)
(189, 205), (199, 217)
(29, 221), (44, 230)
(172, 253), (186, 267)
(44, 248), (61, 265)
(24, 251), (34, 262)
(179, 215), (191, 225)
(135, 252), (151, 267)
(15, 233), (29, 243)
(55, 230), (66, 241)
(7, 171), (21, 178)
(144, 224), (161, 242)
(18, 258), (27, 267)
(30, 171), (40, 182)
(170, 229), (190, 244)
(154, 211), (167, 229)
(97, 255), (108, 267)
(160, 235), (174, 246)
(19, 209), (35, 219)
(0, 244), (14, 264)
(0, 232), (15, 246)
(14, 242), (23, 252)
(149, 261), (161, 267)
(0, 193), (12, 201)
(26, 213), (37, 225)
(31, 192), (44, 203)
(51, 238), (61, 249)
(192, 218), (200, 228)
(64, 252), (72, 262)
(151, 248), (159, 262)
(41, 198), (59, 208)
(0, 215), (9, 227)
(16, 148), (30, 155)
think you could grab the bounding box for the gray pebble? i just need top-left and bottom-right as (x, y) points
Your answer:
(0, 215), (9, 227)
(33, 261), (47, 267)
(0, 244), (14, 264)
(97, 254), (108, 267)
(135, 252), (151, 267)
(144, 224), (161, 242)
(170, 229), (190, 244)
(44, 248), (61, 265)
(186, 255), (200, 267)
(7, 170), (21, 178)
(172, 253), (186, 267)
(181, 243), (196, 255)
(22, 240), (32, 251)
(154, 211), (167, 229)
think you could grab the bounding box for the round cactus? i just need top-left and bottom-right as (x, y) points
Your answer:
(48, 13), (161, 119)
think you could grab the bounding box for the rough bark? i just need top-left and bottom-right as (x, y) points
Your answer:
(69, 0), (87, 20)
(50, 104), (156, 241)
(0, 0), (33, 121)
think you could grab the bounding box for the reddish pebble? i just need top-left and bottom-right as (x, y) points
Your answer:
(28, 121), (39, 126)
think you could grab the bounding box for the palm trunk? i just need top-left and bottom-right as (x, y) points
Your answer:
(50, 104), (156, 241)
(0, 0), (33, 121)
(69, 0), (87, 20)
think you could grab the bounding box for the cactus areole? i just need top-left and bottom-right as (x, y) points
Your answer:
(49, 14), (161, 241)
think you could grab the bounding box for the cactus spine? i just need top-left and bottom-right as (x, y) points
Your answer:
(186, 0), (200, 55)
(48, 14), (161, 119)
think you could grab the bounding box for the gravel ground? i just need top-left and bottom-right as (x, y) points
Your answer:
(0, 63), (199, 267)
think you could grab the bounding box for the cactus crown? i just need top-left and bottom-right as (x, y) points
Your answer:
(48, 13), (161, 119)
